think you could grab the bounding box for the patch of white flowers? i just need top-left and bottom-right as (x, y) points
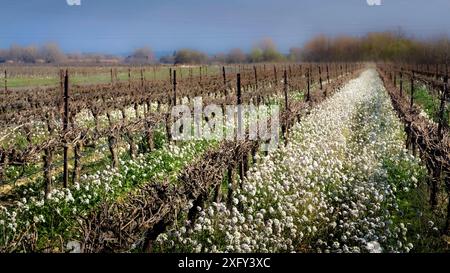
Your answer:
(0, 138), (214, 250)
(156, 70), (424, 253)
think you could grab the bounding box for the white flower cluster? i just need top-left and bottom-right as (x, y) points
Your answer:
(0, 137), (215, 250)
(156, 70), (424, 253)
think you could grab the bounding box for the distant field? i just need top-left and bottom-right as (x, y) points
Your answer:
(0, 65), (223, 89)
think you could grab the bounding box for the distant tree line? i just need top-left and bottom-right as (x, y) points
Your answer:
(0, 43), (66, 64)
(294, 31), (450, 64)
(146, 34), (450, 65)
(160, 38), (285, 64)
(2, 32), (449, 65)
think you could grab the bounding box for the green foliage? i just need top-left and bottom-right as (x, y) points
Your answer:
(153, 129), (167, 150)
(414, 85), (449, 125)
(382, 156), (447, 252)
(174, 49), (208, 64)
(249, 38), (285, 63)
(249, 48), (263, 63)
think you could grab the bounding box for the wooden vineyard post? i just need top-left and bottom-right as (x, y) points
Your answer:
(165, 113), (172, 143)
(319, 65), (324, 96)
(141, 68), (145, 88)
(222, 66), (226, 85)
(326, 64), (330, 84)
(128, 68), (131, 89)
(438, 75), (448, 139)
(284, 70), (289, 112)
(111, 68), (114, 86)
(173, 70), (177, 106)
(222, 66), (227, 97)
(63, 70), (70, 188)
(4, 70), (7, 92)
(306, 68), (311, 102)
(274, 66), (278, 86)
(236, 73), (243, 143)
(200, 66), (202, 81)
(169, 68), (172, 83)
(410, 71), (415, 109)
(237, 73), (245, 184)
(254, 66), (258, 89)
(400, 67), (403, 97)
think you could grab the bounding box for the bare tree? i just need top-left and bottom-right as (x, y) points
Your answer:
(296, 32), (450, 64)
(1, 44), (39, 63)
(126, 47), (155, 64)
(210, 52), (226, 63)
(227, 48), (247, 63)
(39, 43), (66, 63)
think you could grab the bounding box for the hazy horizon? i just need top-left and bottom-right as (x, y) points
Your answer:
(1, 0), (450, 55)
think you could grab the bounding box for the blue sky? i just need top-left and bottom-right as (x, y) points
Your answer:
(1, 0), (450, 55)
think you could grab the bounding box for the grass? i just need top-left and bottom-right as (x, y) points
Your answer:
(414, 85), (449, 125)
(396, 81), (449, 126)
(3, 66), (222, 89)
(383, 156), (448, 252)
